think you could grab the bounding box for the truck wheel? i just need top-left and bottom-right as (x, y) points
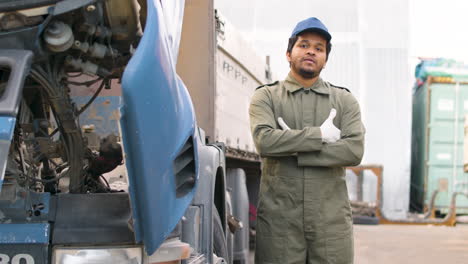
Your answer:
(213, 208), (229, 263)
(352, 215), (379, 225)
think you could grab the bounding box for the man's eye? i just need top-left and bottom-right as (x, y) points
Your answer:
(300, 44), (308, 48)
(316, 47), (323, 51)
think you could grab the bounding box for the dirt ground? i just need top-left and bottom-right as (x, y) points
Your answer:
(249, 224), (468, 264)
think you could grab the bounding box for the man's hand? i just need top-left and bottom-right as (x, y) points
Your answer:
(320, 108), (341, 143)
(278, 117), (291, 130)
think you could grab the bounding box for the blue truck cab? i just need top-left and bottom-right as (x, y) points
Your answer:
(0, 0), (239, 263)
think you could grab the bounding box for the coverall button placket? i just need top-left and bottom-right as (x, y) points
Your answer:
(301, 89), (321, 238)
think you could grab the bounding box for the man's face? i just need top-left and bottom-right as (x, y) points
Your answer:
(286, 31), (328, 79)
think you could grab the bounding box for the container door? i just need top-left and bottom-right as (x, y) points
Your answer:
(428, 83), (468, 212)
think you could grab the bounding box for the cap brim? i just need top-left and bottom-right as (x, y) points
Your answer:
(294, 28), (331, 41)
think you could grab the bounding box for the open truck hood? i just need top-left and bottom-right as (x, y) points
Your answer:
(120, 0), (198, 255)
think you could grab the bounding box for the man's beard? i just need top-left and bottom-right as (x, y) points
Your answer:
(291, 61), (322, 79)
(298, 68), (320, 79)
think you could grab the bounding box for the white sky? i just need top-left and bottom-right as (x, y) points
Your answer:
(215, 0), (468, 79)
(409, 0), (468, 62)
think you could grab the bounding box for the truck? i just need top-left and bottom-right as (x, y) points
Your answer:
(0, 0), (270, 263)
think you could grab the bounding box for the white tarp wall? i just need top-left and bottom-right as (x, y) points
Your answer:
(215, 0), (413, 219)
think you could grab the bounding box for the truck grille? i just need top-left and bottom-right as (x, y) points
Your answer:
(173, 137), (196, 198)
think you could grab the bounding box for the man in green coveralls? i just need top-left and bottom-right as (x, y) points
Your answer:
(249, 17), (365, 264)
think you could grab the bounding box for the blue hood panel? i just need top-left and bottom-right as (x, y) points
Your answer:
(120, 0), (198, 255)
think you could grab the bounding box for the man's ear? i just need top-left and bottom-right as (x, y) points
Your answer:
(286, 51), (291, 63)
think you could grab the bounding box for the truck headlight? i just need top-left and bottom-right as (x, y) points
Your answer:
(52, 247), (142, 264)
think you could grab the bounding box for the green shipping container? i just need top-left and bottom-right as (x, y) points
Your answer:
(411, 73), (468, 214)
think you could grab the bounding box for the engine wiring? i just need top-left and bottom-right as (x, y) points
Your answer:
(19, 61), (115, 193)
(3, 3), (129, 194)
(29, 62), (85, 193)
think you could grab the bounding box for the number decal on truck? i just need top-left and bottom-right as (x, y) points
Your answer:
(0, 254), (35, 264)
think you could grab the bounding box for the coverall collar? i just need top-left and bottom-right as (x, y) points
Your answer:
(285, 73), (330, 95)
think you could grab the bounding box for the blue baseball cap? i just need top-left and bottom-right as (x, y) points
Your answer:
(290, 17), (331, 41)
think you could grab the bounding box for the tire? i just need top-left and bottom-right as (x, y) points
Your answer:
(352, 215), (380, 225)
(213, 208), (229, 263)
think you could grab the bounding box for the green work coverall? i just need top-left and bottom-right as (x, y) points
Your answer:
(249, 74), (365, 264)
